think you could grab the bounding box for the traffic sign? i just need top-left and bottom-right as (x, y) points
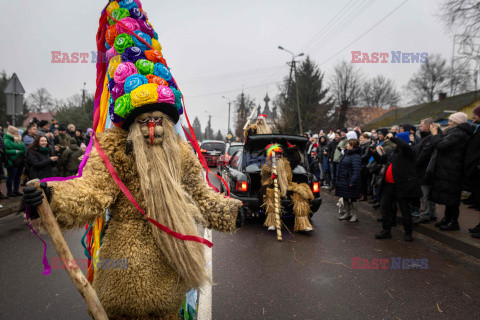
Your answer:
(3, 73), (26, 125)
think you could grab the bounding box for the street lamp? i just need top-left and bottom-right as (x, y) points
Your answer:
(278, 45), (304, 134)
(222, 96), (232, 137)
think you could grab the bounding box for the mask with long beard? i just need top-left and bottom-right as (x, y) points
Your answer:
(256, 119), (272, 134)
(128, 111), (208, 288)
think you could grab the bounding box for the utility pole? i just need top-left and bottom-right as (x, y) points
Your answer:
(293, 60), (303, 134)
(81, 82), (87, 106)
(222, 96), (232, 136)
(278, 46), (304, 134)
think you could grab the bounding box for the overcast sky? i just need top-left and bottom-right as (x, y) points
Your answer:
(0, 0), (455, 132)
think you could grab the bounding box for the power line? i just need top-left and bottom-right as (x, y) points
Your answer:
(318, 0), (409, 66)
(305, 0), (373, 53)
(302, 0), (356, 51)
(309, 0), (376, 56)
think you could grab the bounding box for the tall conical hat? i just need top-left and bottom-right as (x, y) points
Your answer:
(103, 0), (183, 129)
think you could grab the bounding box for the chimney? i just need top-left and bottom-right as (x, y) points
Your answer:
(438, 92), (447, 101)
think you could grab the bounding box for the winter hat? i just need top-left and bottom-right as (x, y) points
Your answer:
(376, 128), (388, 137)
(87, 128), (94, 134)
(449, 112), (468, 125)
(346, 131), (357, 140)
(341, 128), (348, 134)
(396, 132), (410, 144)
(104, 0), (183, 129)
(473, 105), (480, 117)
(38, 120), (49, 128)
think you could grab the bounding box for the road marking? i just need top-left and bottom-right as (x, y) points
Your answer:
(198, 228), (212, 320)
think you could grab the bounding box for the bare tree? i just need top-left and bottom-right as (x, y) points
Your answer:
(448, 60), (473, 95)
(192, 117), (202, 140)
(440, 0), (480, 36)
(27, 88), (54, 112)
(362, 75), (400, 109)
(405, 54), (449, 103)
(330, 60), (362, 128)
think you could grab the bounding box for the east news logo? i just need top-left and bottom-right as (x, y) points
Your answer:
(351, 257), (429, 269)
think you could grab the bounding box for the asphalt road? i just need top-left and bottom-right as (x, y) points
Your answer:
(209, 171), (480, 320)
(1, 169), (479, 320)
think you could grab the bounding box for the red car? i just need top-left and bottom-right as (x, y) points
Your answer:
(199, 140), (226, 167)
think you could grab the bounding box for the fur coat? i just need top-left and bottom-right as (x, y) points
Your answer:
(48, 127), (240, 319)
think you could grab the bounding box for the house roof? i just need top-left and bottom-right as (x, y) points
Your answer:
(363, 90), (480, 130)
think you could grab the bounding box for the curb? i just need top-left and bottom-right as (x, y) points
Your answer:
(324, 192), (480, 259)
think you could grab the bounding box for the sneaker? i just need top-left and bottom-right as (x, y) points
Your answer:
(375, 230), (392, 239)
(7, 192), (15, 197)
(468, 224), (480, 233)
(13, 192), (23, 197)
(435, 218), (449, 228)
(268, 225), (275, 231)
(439, 221), (460, 231)
(411, 208), (420, 217)
(304, 226), (313, 231)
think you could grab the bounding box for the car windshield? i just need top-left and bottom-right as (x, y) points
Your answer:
(201, 142), (225, 152)
(227, 145), (243, 155)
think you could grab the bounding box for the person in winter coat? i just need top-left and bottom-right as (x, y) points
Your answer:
(359, 133), (372, 201)
(23, 123), (38, 149)
(414, 118), (438, 224)
(318, 136), (330, 187)
(26, 136), (58, 180)
(59, 137), (85, 177)
(335, 139), (362, 222)
(430, 112), (474, 231)
(372, 132), (421, 241)
(327, 132), (341, 189)
(466, 106), (480, 237)
(0, 134), (7, 199)
(3, 126), (26, 197)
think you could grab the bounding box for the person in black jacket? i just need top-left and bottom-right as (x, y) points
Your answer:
(335, 139), (362, 222)
(26, 136), (58, 180)
(372, 132), (421, 241)
(430, 112), (474, 231)
(413, 118), (438, 224)
(327, 132), (340, 189)
(466, 106), (480, 236)
(359, 133), (371, 201)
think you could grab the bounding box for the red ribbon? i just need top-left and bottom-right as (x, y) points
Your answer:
(94, 136), (213, 248)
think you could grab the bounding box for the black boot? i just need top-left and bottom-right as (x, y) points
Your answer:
(439, 221), (460, 231)
(468, 223), (480, 233)
(375, 230), (392, 239)
(435, 217), (450, 228)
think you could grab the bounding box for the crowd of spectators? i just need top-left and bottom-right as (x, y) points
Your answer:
(0, 118), (90, 201)
(305, 107), (480, 240)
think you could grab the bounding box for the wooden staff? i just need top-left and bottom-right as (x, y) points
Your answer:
(271, 152), (282, 241)
(27, 179), (109, 320)
(243, 105), (259, 131)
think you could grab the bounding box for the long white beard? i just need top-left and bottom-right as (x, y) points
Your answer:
(128, 121), (208, 288)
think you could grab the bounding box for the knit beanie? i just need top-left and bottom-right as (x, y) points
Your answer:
(449, 112), (468, 125)
(473, 105), (480, 117)
(346, 131), (357, 140)
(396, 132), (410, 144)
(377, 128), (388, 137)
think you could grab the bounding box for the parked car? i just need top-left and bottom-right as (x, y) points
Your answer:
(220, 134), (322, 218)
(219, 142), (244, 168)
(199, 140), (226, 167)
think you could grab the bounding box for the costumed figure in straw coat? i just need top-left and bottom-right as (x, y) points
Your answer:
(261, 143), (314, 232)
(24, 0), (243, 319)
(244, 114), (272, 139)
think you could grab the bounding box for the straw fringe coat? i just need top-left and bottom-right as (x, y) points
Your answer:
(261, 157), (314, 231)
(48, 127), (240, 319)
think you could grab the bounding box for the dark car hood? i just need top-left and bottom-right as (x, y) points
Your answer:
(245, 134), (309, 153)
